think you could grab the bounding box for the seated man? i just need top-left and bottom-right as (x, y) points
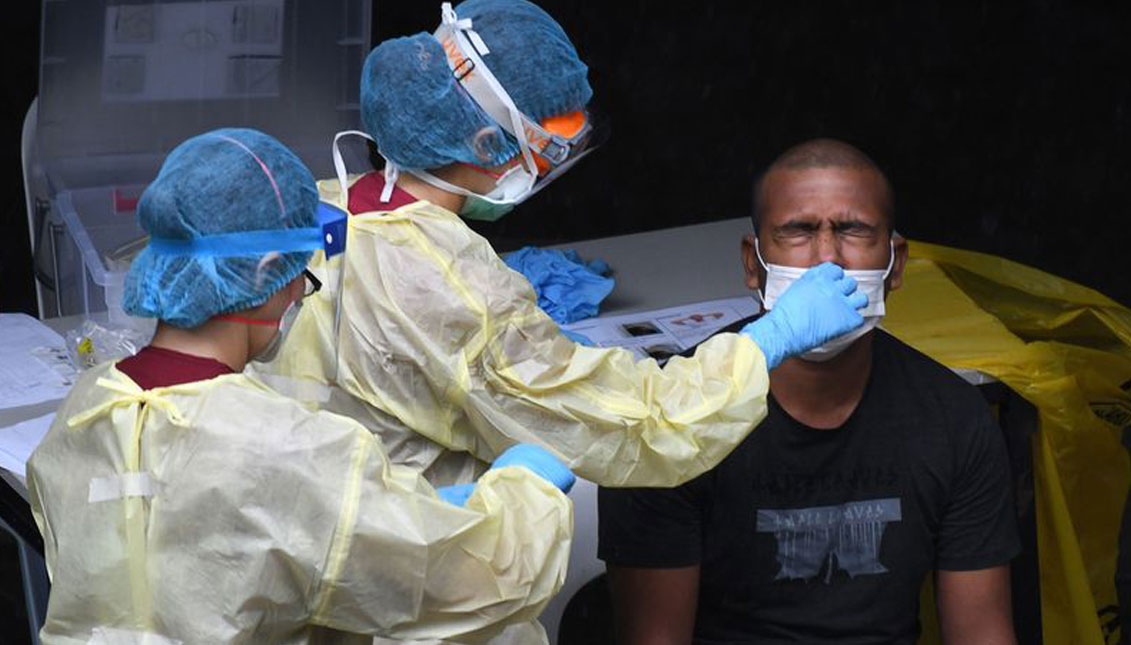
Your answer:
(597, 139), (1020, 645)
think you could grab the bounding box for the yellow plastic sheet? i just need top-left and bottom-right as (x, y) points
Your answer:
(884, 241), (1131, 644)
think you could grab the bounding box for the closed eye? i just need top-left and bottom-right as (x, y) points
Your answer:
(775, 221), (820, 237)
(833, 220), (879, 237)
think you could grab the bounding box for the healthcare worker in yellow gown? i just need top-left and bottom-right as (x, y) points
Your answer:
(27, 128), (579, 645)
(258, 0), (869, 490)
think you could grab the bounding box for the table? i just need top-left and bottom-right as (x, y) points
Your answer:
(0, 315), (78, 644)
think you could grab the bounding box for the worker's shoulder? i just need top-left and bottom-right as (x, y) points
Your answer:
(874, 330), (989, 413)
(30, 363), (117, 457)
(197, 374), (367, 439)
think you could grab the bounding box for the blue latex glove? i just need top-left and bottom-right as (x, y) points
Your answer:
(504, 246), (615, 324)
(561, 328), (596, 346)
(491, 444), (576, 494)
(741, 262), (868, 370)
(436, 483), (475, 507)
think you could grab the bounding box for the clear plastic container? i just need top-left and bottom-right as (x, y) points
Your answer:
(35, 0), (372, 319)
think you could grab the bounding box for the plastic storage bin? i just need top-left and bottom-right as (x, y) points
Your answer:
(51, 187), (148, 324)
(34, 0), (372, 320)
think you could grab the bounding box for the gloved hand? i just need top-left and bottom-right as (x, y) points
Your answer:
(491, 444), (576, 494)
(504, 246), (615, 324)
(435, 483), (475, 507)
(742, 262), (868, 370)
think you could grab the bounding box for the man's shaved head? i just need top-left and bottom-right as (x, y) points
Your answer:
(752, 139), (894, 233)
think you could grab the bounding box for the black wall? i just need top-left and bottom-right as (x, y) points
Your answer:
(380, 0), (1131, 305)
(1, 3), (42, 316)
(3, 1), (1130, 315)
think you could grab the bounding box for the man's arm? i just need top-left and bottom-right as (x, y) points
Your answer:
(607, 565), (700, 645)
(933, 386), (1022, 645)
(936, 566), (1015, 645)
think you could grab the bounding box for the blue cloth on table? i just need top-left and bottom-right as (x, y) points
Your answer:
(504, 246), (614, 324)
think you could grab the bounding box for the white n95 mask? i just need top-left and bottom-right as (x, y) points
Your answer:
(757, 238), (894, 362)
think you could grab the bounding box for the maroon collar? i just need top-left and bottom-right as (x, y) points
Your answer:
(347, 171), (420, 214)
(117, 346), (235, 390)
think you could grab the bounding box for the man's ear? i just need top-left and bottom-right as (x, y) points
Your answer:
(741, 233), (762, 292)
(888, 232), (909, 292)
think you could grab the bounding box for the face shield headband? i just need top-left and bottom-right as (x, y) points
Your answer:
(147, 202), (347, 259)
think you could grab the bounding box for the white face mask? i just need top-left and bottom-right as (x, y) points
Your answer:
(756, 238), (895, 362)
(251, 299), (302, 364)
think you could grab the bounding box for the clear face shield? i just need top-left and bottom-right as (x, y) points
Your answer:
(420, 2), (603, 207)
(331, 2), (605, 216)
(429, 106), (607, 220)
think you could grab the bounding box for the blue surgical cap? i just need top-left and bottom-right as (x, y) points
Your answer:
(123, 128), (320, 329)
(362, 0), (593, 169)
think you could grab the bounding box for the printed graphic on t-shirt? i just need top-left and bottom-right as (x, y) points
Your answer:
(756, 498), (902, 582)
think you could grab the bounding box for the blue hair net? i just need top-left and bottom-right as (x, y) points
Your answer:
(362, 0), (593, 169)
(123, 128), (320, 329)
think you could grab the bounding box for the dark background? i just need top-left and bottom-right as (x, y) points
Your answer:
(3, 0), (1130, 316)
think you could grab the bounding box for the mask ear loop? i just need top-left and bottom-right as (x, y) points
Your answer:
(329, 129), (382, 381)
(332, 130), (382, 206)
(752, 236), (772, 311)
(882, 236), (896, 279)
(753, 236), (770, 272)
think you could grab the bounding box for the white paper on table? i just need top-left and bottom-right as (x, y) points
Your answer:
(562, 296), (760, 362)
(0, 314), (76, 409)
(0, 412), (56, 480)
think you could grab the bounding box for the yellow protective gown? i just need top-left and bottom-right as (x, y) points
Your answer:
(27, 363), (572, 645)
(254, 175), (770, 489)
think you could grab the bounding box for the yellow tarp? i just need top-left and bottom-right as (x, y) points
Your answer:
(885, 241), (1131, 644)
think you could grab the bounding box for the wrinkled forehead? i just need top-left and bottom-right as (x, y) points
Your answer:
(760, 166), (892, 225)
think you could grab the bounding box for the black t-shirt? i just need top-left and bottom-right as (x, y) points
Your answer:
(598, 327), (1020, 644)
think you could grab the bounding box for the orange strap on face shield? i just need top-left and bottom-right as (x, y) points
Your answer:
(533, 111), (589, 175)
(541, 112), (588, 138)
